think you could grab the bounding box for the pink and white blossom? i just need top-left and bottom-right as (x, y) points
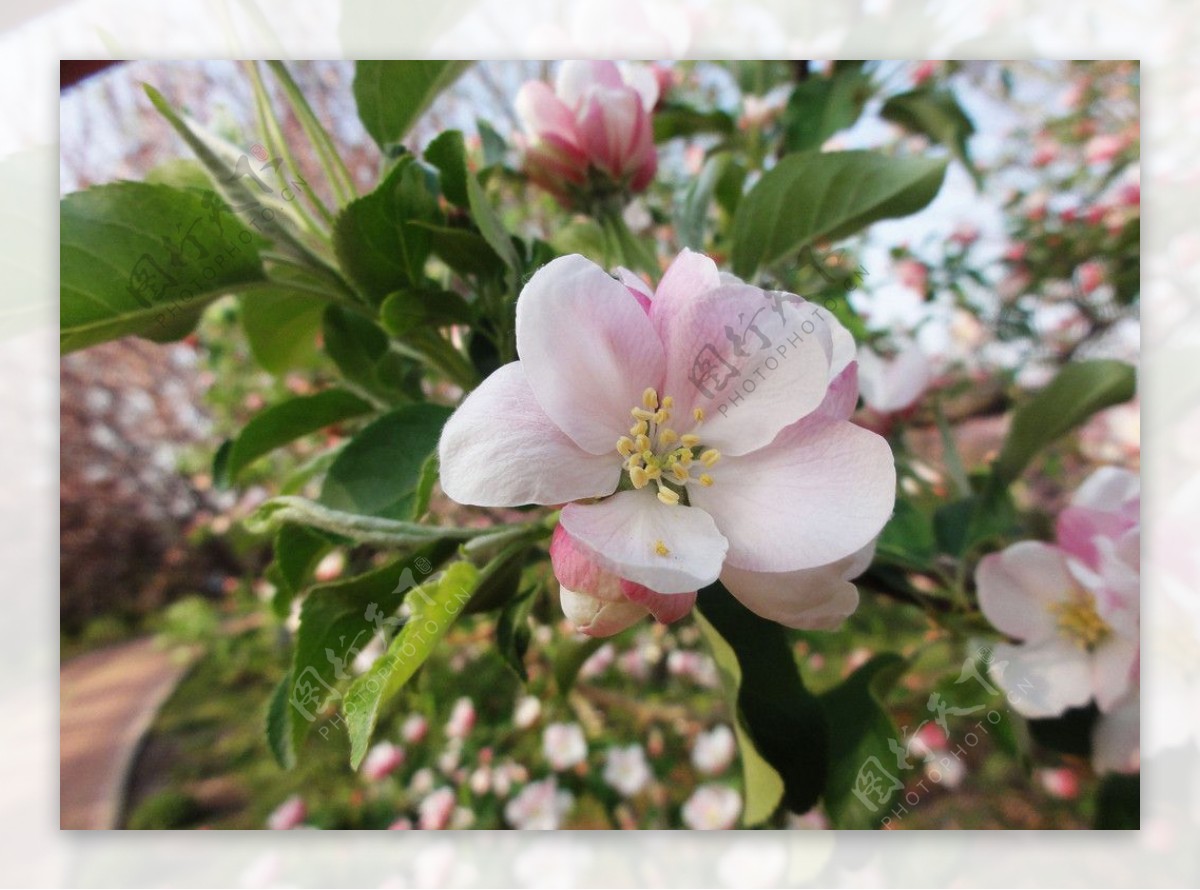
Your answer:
(504, 778), (574, 830)
(361, 741), (405, 782)
(513, 694), (542, 730)
(418, 787), (456, 830)
(681, 784), (741, 830)
(265, 794), (306, 830)
(691, 724), (736, 775)
(515, 60), (657, 204)
(445, 697), (476, 740)
(603, 744), (653, 796)
(977, 468), (1139, 721)
(438, 250), (895, 635)
(401, 713), (429, 744)
(542, 722), (588, 771)
(856, 340), (932, 415)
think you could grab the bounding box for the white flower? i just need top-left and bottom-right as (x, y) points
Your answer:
(513, 695), (542, 730)
(681, 784), (741, 830)
(856, 340), (932, 414)
(418, 787), (456, 830)
(542, 722), (588, 771)
(603, 744), (652, 796)
(505, 778), (574, 830)
(691, 724), (736, 775)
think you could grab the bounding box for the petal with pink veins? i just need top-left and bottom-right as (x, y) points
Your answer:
(649, 248), (722, 338)
(516, 255), (666, 454)
(990, 639), (1094, 719)
(621, 581), (696, 624)
(560, 491), (728, 594)
(657, 285), (833, 455)
(688, 420), (894, 573)
(438, 362), (620, 507)
(555, 60), (625, 110)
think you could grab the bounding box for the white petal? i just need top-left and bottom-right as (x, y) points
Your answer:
(516, 254), (666, 454)
(989, 639), (1094, 719)
(560, 491), (728, 594)
(1092, 635), (1138, 712)
(438, 362), (620, 507)
(560, 586), (648, 637)
(618, 61), (660, 111)
(649, 248), (722, 336)
(976, 541), (1074, 643)
(721, 540), (874, 630)
(554, 60), (623, 109)
(1093, 693), (1140, 774)
(688, 419), (894, 572)
(1071, 466), (1140, 513)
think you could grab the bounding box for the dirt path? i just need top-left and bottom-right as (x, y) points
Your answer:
(60, 637), (195, 829)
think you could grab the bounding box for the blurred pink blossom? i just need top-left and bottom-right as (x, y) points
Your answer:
(505, 778), (574, 830)
(513, 694), (542, 729)
(1085, 133), (1125, 165)
(418, 788), (456, 830)
(445, 697), (476, 740)
(266, 794), (306, 830)
(401, 713), (429, 744)
(681, 784), (741, 830)
(1037, 767), (1081, 799)
(361, 742), (405, 782)
(1075, 261), (1105, 295)
(603, 744), (653, 796)
(691, 724), (736, 775)
(542, 722), (588, 771)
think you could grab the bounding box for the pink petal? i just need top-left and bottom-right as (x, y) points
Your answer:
(560, 491), (728, 594)
(1092, 635), (1138, 712)
(438, 362), (620, 507)
(1092, 693), (1140, 774)
(721, 540), (874, 630)
(515, 80), (583, 152)
(555, 60), (624, 110)
(550, 523), (623, 602)
(614, 266), (653, 312)
(621, 581), (696, 624)
(655, 284), (833, 456)
(578, 87), (644, 179)
(516, 255), (666, 454)
(650, 248), (722, 338)
(976, 542), (1073, 643)
(688, 419), (894, 573)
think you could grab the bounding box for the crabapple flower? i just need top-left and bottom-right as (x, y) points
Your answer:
(438, 250), (896, 635)
(515, 60), (657, 206)
(445, 697), (476, 740)
(977, 468), (1139, 720)
(681, 784), (741, 830)
(856, 340), (932, 414)
(401, 713), (429, 744)
(603, 744), (653, 796)
(266, 794), (306, 830)
(361, 741), (405, 781)
(691, 724), (736, 775)
(513, 694), (542, 730)
(505, 778), (574, 830)
(542, 722), (588, 771)
(418, 787), (456, 830)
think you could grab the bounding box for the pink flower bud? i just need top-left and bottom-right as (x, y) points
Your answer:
(266, 794), (306, 830)
(515, 60), (658, 206)
(1076, 261), (1105, 295)
(361, 742), (405, 782)
(445, 697), (476, 740)
(1085, 133), (1125, 166)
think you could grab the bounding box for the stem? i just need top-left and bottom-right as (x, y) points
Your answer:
(934, 398), (972, 497)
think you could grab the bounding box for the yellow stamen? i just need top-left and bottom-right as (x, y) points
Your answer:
(676, 452), (693, 468)
(644, 465), (662, 481)
(629, 466), (649, 489)
(634, 434), (651, 452)
(661, 396), (674, 410)
(659, 428), (679, 447)
(653, 409), (668, 424)
(680, 434), (701, 448)
(642, 388), (659, 410)
(656, 487), (680, 506)
(693, 407), (705, 422)
(631, 407), (655, 422)
(699, 473), (714, 487)
(630, 419), (649, 437)
(671, 464), (691, 483)
(616, 437), (635, 458)
(654, 539), (670, 556)
(627, 453), (644, 469)
(1049, 594), (1111, 650)
(700, 449), (721, 468)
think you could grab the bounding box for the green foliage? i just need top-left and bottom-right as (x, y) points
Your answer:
(126, 790), (203, 830)
(60, 182), (268, 352)
(731, 150), (948, 279)
(881, 87), (982, 187)
(780, 67), (871, 154)
(239, 289), (326, 373)
(353, 61), (472, 154)
(1094, 773), (1139, 829)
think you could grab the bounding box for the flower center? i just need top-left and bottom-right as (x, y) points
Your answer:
(1048, 592), (1111, 650)
(615, 388), (720, 507)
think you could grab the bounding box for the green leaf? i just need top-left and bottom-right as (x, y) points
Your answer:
(424, 129), (469, 207)
(820, 653), (908, 829)
(333, 156), (440, 303)
(353, 61), (472, 153)
(270, 523), (334, 618)
(496, 586), (535, 681)
(881, 87), (982, 188)
(419, 224), (507, 279)
(876, 499), (937, 570)
(653, 102), (736, 142)
(410, 453), (440, 520)
(477, 118), (508, 168)
(466, 171), (521, 275)
(343, 561), (481, 767)
(731, 150), (948, 280)
(677, 152), (733, 250)
(286, 552), (451, 756)
(319, 403), (452, 520)
(240, 289), (326, 374)
(60, 182), (267, 352)
(245, 495), (493, 547)
(553, 635), (609, 697)
(266, 674), (296, 769)
(380, 287), (473, 338)
(1094, 773), (1139, 829)
(696, 583), (828, 825)
(322, 305), (412, 403)
(781, 70), (870, 154)
(992, 360), (1137, 485)
(214, 388), (373, 487)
